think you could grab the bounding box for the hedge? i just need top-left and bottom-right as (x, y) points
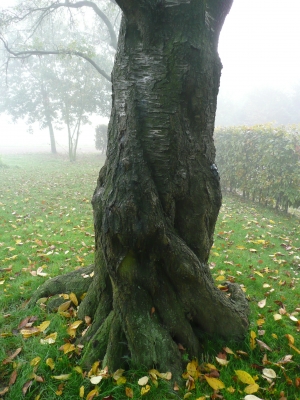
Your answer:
(214, 124), (300, 211)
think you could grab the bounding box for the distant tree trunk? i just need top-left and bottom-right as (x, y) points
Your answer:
(42, 85), (57, 154)
(31, 0), (249, 379)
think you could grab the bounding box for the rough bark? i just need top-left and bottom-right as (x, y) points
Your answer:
(30, 0), (249, 379)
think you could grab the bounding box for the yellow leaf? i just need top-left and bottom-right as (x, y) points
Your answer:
(244, 383), (259, 394)
(156, 371), (172, 380)
(254, 271), (263, 277)
(113, 369), (125, 381)
(73, 366), (83, 375)
(67, 328), (77, 338)
(116, 376), (127, 385)
(273, 314), (282, 321)
(235, 370), (255, 385)
(206, 363), (218, 371)
(79, 385), (84, 398)
(183, 393), (192, 399)
(20, 328), (40, 338)
(86, 388), (99, 400)
(196, 397), (206, 400)
(30, 356), (41, 366)
(272, 333), (278, 339)
(216, 275), (225, 281)
(289, 343), (300, 354)
(60, 343), (76, 354)
(187, 360), (200, 379)
(37, 320), (50, 332)
(141, 384), (150, 395)
(51, 374), (71, 380)
(69, 320), (83, 330)
(40, 332), (57, 344)
(250, 330), (256, 350)
(69, 292), (78, 306)
(285, 334), (294, 344)
(256, 319), (265, 326)
(138, 376), (149, 386)
(89, 361), (100, 376)
(125, 387), (133, 398)
(227, 386), (235, 393)
(223, 347), (235, 355)
(204, 376), (225, 390)
(35, 395), (41, 400)
(46, 358), (55, 370)
(57, 301), (71, 312)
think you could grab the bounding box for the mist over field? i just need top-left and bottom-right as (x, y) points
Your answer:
(1, 0), (300, 154)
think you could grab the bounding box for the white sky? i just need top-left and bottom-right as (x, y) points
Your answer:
(1, 0), (300, 153)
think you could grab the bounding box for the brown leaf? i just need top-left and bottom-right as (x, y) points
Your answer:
(2, 347), (22, 364)
(9, 370), (18, 386)
(125, 387), (133, 398)
(22, 380), (33, 396)
(256, 339), (272, 351)
(0, 387), (9, 396)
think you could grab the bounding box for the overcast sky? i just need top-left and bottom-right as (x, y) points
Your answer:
(1, 0), (300, 152)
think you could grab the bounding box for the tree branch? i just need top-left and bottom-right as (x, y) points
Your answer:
(0, 37), (111, 83)
(9, 1), (118, 50)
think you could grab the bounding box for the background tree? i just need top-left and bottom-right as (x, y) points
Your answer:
(1, 0), (250, 379)
(0, 0), (118, 156)
(95, 124), (108, 153)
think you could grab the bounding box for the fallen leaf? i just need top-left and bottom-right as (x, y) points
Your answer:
(258, 299), (266, 308)
(244, 383), (259, 394)
(46, 358), (55, 370)
(69, 292), (78, 306)
(86, 388), (99, 400)
(79, 385), (84, 398)
(57, 301), (71, 312)
(2, 347), (22, 364)
(9, 369), (18, 386)
(125, 386), (133, 398)
(22, 380), (33, 395)
(138, 376), (149, 386)
(235, 370), (256, 385)
(51, 374), (71, 380)
(30, 356), (41, 366)
(204, 376), (225, 390)
(262, 368), (276, 379)
(141, 384), (151, 395)
(256, 339), (272, 351)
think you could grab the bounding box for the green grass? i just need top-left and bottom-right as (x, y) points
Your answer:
(0, 154), (299, 400)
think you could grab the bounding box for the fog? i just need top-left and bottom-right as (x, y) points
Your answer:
(1, 0), (300, 153)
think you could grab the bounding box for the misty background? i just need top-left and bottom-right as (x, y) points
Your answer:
(1, 0), (300, 154)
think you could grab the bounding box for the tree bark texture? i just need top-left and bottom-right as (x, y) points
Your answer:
(31, 0), (249, 378)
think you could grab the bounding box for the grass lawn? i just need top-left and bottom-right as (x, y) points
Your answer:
(0, 154), (299, 400)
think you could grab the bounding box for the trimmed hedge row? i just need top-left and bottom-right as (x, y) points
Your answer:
(214, 124), (300, 211)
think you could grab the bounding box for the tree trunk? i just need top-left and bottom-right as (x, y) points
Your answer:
(31, 0), (249, 379)
(42, 85), (57, 154)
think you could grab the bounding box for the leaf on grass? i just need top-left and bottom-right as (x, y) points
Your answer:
(57, 301), (71, 313)
(285, 334), (294, 345)
(37, 320), (50, 332)
(79, 385), (84, 398)
(273, 314), (282, 321)
(256, 319), (265, 326)
(30, 356), (41, 366)
(204, 376), (225, 390)
(40, 332), (57, 344)
(2, 347), (22, 364)
(244, 383), (259, 394)
(125, 387), (133, 398)
(61, 342), (76, 354)
(51, 374), (71, 380)
(138, 376), (149, 386)
(46, 358), (55, 370)
(113, 369), (125, 381)
(256, 339), (272, 351)
(90, 375), (103, 385)
(73, 366), (83, 375)
(223, 347), (235, 355)
(257, 299), (266, 308)
(69, 292), (78, 306)
(244, 395), (263, 400)
(216, 357), (229, 366)
(22, 380), (33, 395)
(186, 360), (200, 379)
(141, 384), (151, 395)
(20, 327), (40, 338)
(9, 369), (18, 386)
(235, 370), (256, 385)
(183, 392), (192, 399)
(250, 331), (256, 350)
(0, 387), (9, 396)
(262, 368), (276, 379)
